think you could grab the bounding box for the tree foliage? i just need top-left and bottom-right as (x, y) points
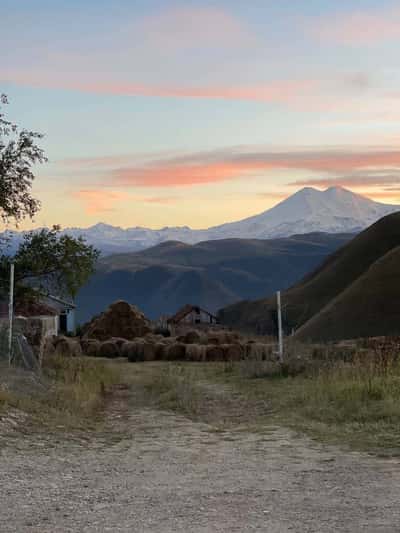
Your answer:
(0, 226), (100, 302)
(0, 94), (46, 224)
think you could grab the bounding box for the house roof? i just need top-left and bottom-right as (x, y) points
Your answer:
(43, 294), (76, 309)
(0, 300), (58, 317)
(167, 304), (217, 324)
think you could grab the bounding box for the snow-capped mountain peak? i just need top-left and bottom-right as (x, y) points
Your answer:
(2, 187), (398, 254)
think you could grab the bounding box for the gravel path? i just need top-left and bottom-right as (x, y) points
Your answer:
(1, 389), (400, 532)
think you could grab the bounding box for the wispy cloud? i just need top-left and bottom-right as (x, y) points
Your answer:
(137, 6), (257, 51)
(1, 72), (315, 105)
(291, 170), (400, 189)
(72, 190), (130, 214)
(72, 189), (178, 213)
(143, 196), (177, 204)
(314, 6), (400, 45)
(65, 147), (400, 189)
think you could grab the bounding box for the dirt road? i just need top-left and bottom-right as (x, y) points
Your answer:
(1, 387), (400, 532)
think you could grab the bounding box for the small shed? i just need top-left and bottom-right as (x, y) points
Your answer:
(167, 305), (218, 326)
(41, 295), (76, 335)
(0, 295), (76, 336)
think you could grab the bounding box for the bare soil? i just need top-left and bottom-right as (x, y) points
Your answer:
(1, 375), (400, 532)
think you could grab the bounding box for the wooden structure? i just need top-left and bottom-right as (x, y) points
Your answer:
(167, 304), (218, 326)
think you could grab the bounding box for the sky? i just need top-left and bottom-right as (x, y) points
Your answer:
(1, 0), (400, 230)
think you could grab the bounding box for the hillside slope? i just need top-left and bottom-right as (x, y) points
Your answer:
(76, 233), (351, 324)
(219, 212), (400, 337)
(295, 246), (400, 341)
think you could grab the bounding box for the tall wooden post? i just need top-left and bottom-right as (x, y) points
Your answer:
(8, 263), (15, 365)
(277, 290), (284, 363)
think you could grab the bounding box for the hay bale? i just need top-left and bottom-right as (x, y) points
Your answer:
(206, 331), (241, 346)
(184, 330), (203, 344)
(155, 343), (167, 360)
(82, 300), (151, 341)
(54, 336), (82, 358)
(110, 337), (128, 348)
(222, 343), (244, 361)
(246, 343), (274, 361)
(145, 333), (164, 343)
(81, 338), (101, 357)
(185, 344), (207, 362)
(124, 340), (146, 362)
(206, 344), (225, 361)
(165, 343), (186, 361)
(98, 340), (121, 359)
(142, 342), (159, 362)
(85, 340), (101, 358)
(121, 341), (136, 361)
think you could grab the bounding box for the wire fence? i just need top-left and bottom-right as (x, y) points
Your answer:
(0, 324), (41, 374)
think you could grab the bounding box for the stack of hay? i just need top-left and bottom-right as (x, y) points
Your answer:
(82, 300), (151, 342)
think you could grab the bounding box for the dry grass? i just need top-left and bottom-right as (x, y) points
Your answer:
(116, 342), (400, 454)
(0, 356), (121, 430)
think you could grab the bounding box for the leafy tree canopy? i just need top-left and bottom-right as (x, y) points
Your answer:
(0, 226), (100, 302)
(0, 94), (46, 224)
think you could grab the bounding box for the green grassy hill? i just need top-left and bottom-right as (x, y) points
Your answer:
(296, 246), (400, 341)
(219, 212), (400, 339)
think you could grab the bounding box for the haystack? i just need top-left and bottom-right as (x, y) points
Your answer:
(178, 330), (204, 345)
(98, 340), (121, 359)
(54, 336), (82, 358)
(82, 301), (151, 341)
(246, 343), (274, 361)
(81, 339), (101, 357)
(185, 344), (207, 362)
(165, 343), (186, 361)
(221, 343), (244, 361)
(206, 344), (225, 361)
(206, 331), (240, 345)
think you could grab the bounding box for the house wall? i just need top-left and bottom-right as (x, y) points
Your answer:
(66, 308), (75, 333)
(181, 309), (216, 325)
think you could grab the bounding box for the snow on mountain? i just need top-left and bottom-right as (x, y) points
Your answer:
(2, 187), (399, 254)
(207, 186), (399, 239)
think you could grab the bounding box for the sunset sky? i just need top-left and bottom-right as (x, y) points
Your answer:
(1, 0), (400, 229)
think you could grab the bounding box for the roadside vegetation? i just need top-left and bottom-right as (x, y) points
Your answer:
(0, 356), (120, 430)
(2, 338), (400, 454)
(117, 340), (400, 454)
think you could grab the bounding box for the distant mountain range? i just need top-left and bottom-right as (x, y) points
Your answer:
(1, 187), (398, 255)
(75, 232), (352, 324)
(220, 212), (400, 341)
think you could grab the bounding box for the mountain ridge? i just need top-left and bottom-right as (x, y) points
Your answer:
(2, 187), (398, 255)
(76, 231), (352, 323)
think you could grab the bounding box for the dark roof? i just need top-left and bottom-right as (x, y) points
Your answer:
(43, 294), (76, 309)
(0, 300), (58, 318)
(167, 304), (217, 324)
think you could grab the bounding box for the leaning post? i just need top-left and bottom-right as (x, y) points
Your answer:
(277, 290), (284, 363)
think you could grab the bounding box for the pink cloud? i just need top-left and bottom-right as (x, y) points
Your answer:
(315, 7), (400, 45)
(1, 72), (314, 105)
(72, 190), (129, 214)
(75, 148), (400, 188)
(143, 196), (177, 204)
(138, 6), (257, 50)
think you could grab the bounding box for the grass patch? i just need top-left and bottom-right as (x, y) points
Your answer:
(216, 353), (400, 453)
(119, 347), (400, 454)
(135, 363), (202, 417)
(0, 356), (121, 430)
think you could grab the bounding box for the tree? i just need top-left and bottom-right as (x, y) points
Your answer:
(0, 226), (100, 303)
(0, 94), (46, 225)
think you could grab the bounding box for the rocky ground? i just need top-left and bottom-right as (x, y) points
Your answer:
(1, 380), (400, 532)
